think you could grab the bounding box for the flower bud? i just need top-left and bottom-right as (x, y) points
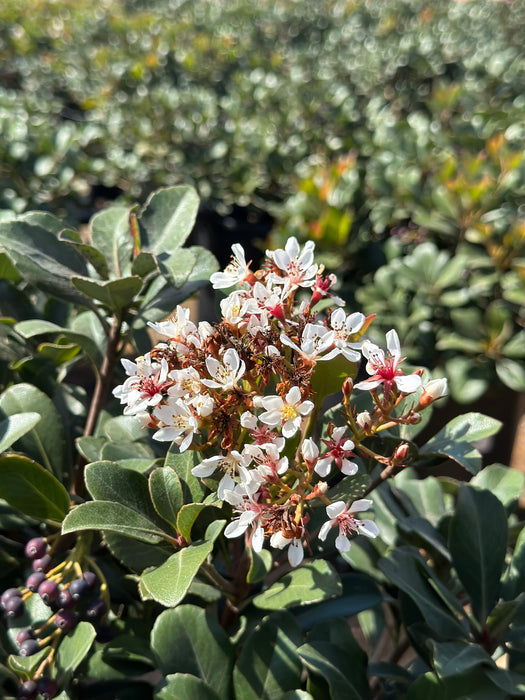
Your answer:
(417, 378), (448, 409)
(342, 377), (353, 398)
(301, 438), (319, 465)
(392, 442), (410, 465)
(356, 410), (372, 432)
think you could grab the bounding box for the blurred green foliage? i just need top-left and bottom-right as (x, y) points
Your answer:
(0, 0), (523, 217)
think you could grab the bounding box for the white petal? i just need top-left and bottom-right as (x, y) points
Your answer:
(341, 460), (358, 476)
(318, 520), (333, 541)
(348, 498), (373, 513)
(252, 525), (265, 552)
(285, 386), (302, 405)
(288, 540), (304, 567)
(314, 457), (332, 478)
(386, 329), (401, 358)
(395, 374), (421, 394)
(335, 534), (351, 552)
(326, 501), (347, 518)
(224, 518), (248, 539)
(358, 519), (380, 538)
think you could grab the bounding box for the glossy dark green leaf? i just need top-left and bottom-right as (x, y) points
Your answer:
(89, 206), (134, 278)
(0, 455), (69, 522)
(104, 531), (171, 572)
(155, 674), (221, 700)
(0, 382), (66, 478)
(253, 560), (342, 610)
(298, 619), (370, 700)
(471, 464), (525, 507)
(0, 221), (92, 307)
(58, 229), (109, 279)
(379, 548), (467, 639)
(138, 186), (199, 255)
(0, 412), (41, 453)
(55, 622), (96, 685)
(140, 520), (225, 606)
(151, 605), (234, 698)
(62, 501), (168, 544)
(149, 467), (184, 529)
(449, 486), (507, 623)
(233, 611), (303, 700)
(420, 412), (502, 474)
(430, 641), (493, 677)
(164, 447), (205, 503)
(71, 276), (142, 312)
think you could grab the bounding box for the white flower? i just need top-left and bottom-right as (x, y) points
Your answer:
(259, 386), (314, 438)
(152, 397), (198, 451)
(112, 354), (169, 415)
(418, 377), (448, 408)
(301, 437), (319, 464)
(220, 291), (249, 326)
(318, 499), (379, 553)
(223, 485), (266, 552)
(280, 324), (335, 364)
(266, 237), (318, 289)
(321, 309), (365, 362)
(354, 329), (421, 396)
(210, 244), (253, 289)
(192, 450), (252, 500)
(270, 530), (305, 567)
(202, 348), (246, 390)
(147, 306), (202, 351)
(315, 426), (357, 477)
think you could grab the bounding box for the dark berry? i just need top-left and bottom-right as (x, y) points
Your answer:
(26, 572), (46, 592)
(24, 537), (47, 560)
(38, 580), (59, 605)
(37, 678), (58, 699)
(1, 587), (21, 606)
(3, 595), (25, 618)
(55, 609), (77, 633)
(32, 555), (52, 573)
(82, 571), (99, 592)
(57, 588), (75, 609)
(95, 623), (113, 643)
(68, 578), (88, 601)
(16, 628), (36, 646)
(18, 638), (40, 656)
(85, 597), (107, 620)
(17, 679), (38, 699)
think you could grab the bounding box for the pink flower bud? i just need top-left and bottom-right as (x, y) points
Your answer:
(418, 378), (448, 409)
(342, 377), (353, 397)
(356, 410), (371, 431)
(392, 442), (410, 464)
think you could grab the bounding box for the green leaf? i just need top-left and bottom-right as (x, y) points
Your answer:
(89, 206), (134, 278)
(102, 415), (146, 443)
(140, 520), (225, 606)
(164, 447), (205, 503)
(132, 251), (159, 278)
(15, 319), (103, 368)
(155, 674), (221, 700)
(0, 412), (41, 453)
(430, 641), (493, 677)
(85, 461), (169, 531)
(449, 486), (507, 623)
(471, 464), (525, 507)
(72, 276), (142, 311)
(0, 383), (66, 479)
(503, 526), (525, 600)
(379, 548), (467, 639)
(298, 619), (370, 700)
(158, 248), (197, 288)
(326, 473), (370, 503)
(55, 621), (97, 685)
(419, 412), (502, 474)
(295, 573), (382, 631)
(253, 560), (342, 610)
(176, 503), (208, 541)
(233, 611), (303, 700)
(149, 467), (184, 529)
(104, 531), (171, 572)
(151, 605), (234, 698)
(58, 229), (109, 279)
(496, 358), (525, 391)
(138, 186), (199, 255)
(311, 354), (358, 403)
(9, 647), (49, 677)
(246, 547), (273, 584)
(62, 501), (168, 544)
(0, 455), (69, 522)
(0, 221), (92, 307)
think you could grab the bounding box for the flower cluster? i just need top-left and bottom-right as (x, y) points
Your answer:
(113, 237), (447, 566)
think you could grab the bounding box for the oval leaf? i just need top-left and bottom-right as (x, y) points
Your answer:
(0, 455), (69, 522)
(0, 412), (41, 453)
(253, 560), (342, 610)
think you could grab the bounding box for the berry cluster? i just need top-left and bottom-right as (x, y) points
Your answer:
(0, 537), (109, 699)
